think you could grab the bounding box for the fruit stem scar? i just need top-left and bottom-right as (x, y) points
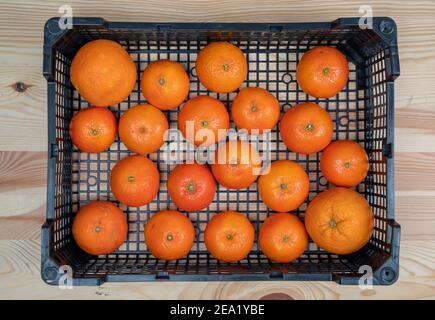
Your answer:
(128, 176), (135, 182)
(139, 127), (146, 133)
(91, 128), (99, 136)
(322, 67), (330, 75)
(251, 105), (257, 112)
(329, 219), (337, 228)
(201, 120), (208, 127)
(280, 183), (286, 190)
(95, 226), (101, 233)
(226, 234), (233, 240)
(167, 234), (173, 241)
(159, 78), (165, 85)
(305, 123), (314, 132)
(283, 235), (289, 243)
(344, 161), (350, 168)
(187, 182), (196, 193)
(223, 63), (229, 71)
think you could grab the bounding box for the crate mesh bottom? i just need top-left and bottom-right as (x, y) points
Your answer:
(50, 28), (393, 279)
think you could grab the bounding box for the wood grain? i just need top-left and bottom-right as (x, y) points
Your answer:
(0, 0), (434, 299)
(0, 240), (433, 300)
(396, 153), (435, 191)
(0, 151), (46, 192)
(0, 206), (44, 240)
(0, 151), (46, 218)
(396, 194), (435, 240)
(0, 66), (46, 152)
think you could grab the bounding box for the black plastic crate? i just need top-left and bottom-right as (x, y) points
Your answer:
(41, 17), (400, 285)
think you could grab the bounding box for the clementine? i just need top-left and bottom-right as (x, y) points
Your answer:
(204, 211), (254, 262)
(279, 102), (333, 154)
(178, 95), (229, 147)
(70, 39), (137, 107)
(259, 212), (308, 263)
(320, 140), (369, 187)
(144, 210), (195, 260)
(258, 160), (309, 212)
(195, 41), (247, 93)
(72, 201), (127, 255)
(231, 87), (280, 134)
(69, 107), (117, 153)
(296, 46), (349, 98)
(305, 187), (374, 255)
(140, 59), (190, 110)
(110, 155), (160, 207)
(119, 104), (168, 154)
(167, 162), (216, 212)
(210, 140), (262, 189)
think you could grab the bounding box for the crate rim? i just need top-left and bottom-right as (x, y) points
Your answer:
(43, 16), (400, 81)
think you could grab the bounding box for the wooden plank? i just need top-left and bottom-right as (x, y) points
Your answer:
(0, 240), (433, 299)
(396, 193), (435, 240)
(396, 153), (435, 191)
(0, 187), (45, 218)
(0, 151), (47, 192)
(0, 66), (46, 152)
(0, 151), (46, 217)
(0, 207), (44, 240)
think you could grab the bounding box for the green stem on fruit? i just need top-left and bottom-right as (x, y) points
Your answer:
(305, 123), (314, 132)
(329, 219), (337, 228)
(187, 182), (196, 193)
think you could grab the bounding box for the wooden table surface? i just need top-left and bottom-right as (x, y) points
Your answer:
(0, 0), (434, 300)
